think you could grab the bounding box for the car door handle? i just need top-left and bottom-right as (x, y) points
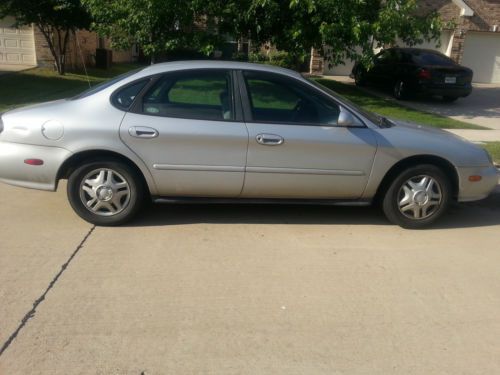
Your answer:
(128, 126), (159, 138)
(256, 133), (284, 146)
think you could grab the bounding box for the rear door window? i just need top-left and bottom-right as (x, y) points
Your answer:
(142, 70), (234, 121)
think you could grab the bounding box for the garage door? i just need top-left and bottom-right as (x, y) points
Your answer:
(0, 17), (36, 65)
(462, 32), (500, 84)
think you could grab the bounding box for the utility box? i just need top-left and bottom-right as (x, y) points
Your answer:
(95, 48), (112, 69)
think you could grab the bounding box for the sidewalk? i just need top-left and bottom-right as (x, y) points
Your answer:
(445, 129), (500, 143)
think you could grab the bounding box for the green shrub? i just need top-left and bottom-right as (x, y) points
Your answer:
(247, 50), (308, 71)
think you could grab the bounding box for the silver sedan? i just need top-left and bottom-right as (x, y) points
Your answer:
(0, 61), (497, 228)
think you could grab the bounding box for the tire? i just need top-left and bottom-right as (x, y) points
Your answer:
(382, 164), (451, 229)
(393, 79), (408, 100)
(442, 96), (459, 103)
(354, 70), (366, 86)
(67, 160), (144, 226)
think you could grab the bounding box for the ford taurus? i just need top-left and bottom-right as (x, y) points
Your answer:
(0, 61), (497, 228)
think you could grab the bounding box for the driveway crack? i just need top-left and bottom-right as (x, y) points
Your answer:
(0, 225), (96, 357)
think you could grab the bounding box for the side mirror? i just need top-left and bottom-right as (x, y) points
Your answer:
(337, 108), (364, 127)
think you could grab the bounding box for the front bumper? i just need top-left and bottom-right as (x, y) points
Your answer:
(0, 141), (71, 191)
(456, 165), (499, 202)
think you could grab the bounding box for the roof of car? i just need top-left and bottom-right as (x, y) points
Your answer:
(138, 60), (304, 79)
(388, 47), (445, 55)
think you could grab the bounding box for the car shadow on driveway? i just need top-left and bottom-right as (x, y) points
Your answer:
(125, 190), (500, 229)
(130, 203), (389, 227)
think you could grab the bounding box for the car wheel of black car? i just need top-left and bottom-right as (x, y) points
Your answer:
(354, 70), (366, 86)
(442, 96), (459, 103)
(382, 164), (451, 229)
(393, 79), (408, 100)
(67, 160), (144, 226)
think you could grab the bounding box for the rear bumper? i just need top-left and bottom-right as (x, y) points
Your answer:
(418, 84), (472, 98)
(0, 141), (70, 191)
(456, 165), (499, 202)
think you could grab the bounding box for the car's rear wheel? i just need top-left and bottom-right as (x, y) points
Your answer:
(382, 165), (451, 229)
(393, 79), (408, 100)
(67, 160), (143, 226)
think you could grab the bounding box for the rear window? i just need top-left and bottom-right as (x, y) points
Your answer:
(111, 80), (149, 110)
(411, 51), (455, 66)
(71, 67), (144, 100)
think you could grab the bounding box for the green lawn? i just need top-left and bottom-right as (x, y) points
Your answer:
(483, 142), (500, 164)
(0, 64), (143, 112)
(313, 78), (488, 130)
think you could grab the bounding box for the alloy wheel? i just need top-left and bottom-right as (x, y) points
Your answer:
(397, 175), (443, 220)
(79, 168), (131, 216)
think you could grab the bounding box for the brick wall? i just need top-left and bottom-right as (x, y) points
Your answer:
(421, 0), (500, 63)
(463, 0), (500, 31)
(33, 28), (54, 68)
(309, 48), (324, 75)
(34, 27), (135, 70)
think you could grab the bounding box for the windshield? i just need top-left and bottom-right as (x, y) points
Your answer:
(411, 51), (455, 66)
(307, 78), (384, 125)
(71, 67), (144, 100)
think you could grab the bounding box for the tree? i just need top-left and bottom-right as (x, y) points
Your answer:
(0, 0), (91, 75)
(217, 0), (447, 69)
(84, 0), (446, 70)
(83, 0), (223, 63)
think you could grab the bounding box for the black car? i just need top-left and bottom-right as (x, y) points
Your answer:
(351, 48), (473, 102)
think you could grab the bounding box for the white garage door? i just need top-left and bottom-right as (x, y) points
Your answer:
(0, 17), (36, 65)
(462, 32), (500, 84)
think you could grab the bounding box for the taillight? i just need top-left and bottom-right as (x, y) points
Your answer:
(24, 159), (44, 166)
(417, 69), (432, 80)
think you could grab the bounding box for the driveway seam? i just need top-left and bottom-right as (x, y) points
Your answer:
(0, 225), (96, 357)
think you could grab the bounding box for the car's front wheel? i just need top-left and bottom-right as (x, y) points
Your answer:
(67, 160), (143, 226)
(354, 69), (366, 86)
(382, 165), (451, 229)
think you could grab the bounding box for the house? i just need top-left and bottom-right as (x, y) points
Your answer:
(0, 16), (137, 70)
(311, 0), (500, 84)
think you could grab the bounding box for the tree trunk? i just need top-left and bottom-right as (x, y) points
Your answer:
(36, 24), (71, 75)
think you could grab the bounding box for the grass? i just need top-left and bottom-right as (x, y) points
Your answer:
(313, 78), (489, 130)
(0, 64), (143, 112)
(483, 142), (500, 164)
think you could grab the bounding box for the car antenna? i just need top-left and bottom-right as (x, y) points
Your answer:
(75, 31), (91, 89)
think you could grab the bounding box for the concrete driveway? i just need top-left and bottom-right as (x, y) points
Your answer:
(1, 182), (500, 374)
(399, 83), (500, 130)
(0, 64), (35, 76)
